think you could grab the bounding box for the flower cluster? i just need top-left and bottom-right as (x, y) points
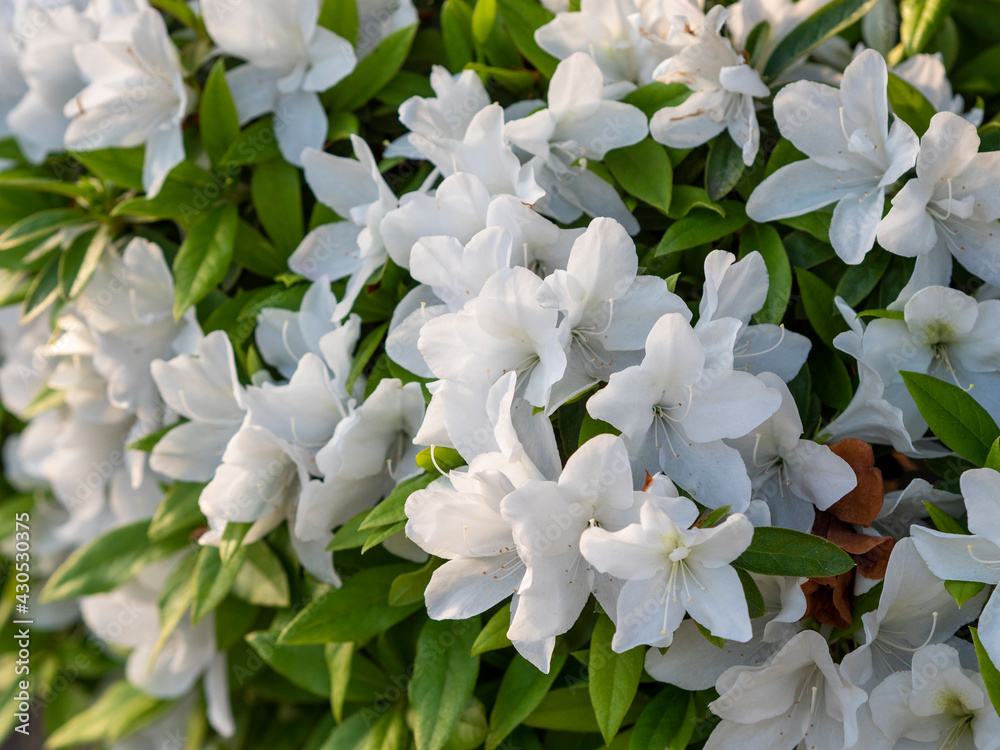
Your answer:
(2, 0), (1000, 748)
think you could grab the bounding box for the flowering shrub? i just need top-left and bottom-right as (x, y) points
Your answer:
(3, 0), (1000, 747)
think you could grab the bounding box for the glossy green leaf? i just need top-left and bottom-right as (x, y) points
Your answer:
(605, 138), (673, 214)
(486, 653), (568, 749)
(705, 132), (746, 200)
(589, 614), (644, 744)
(739, 223), (790, 325)
(200, 60), (241, 166)
(732, 527), (856, 577)
(172, 203), (238, 319)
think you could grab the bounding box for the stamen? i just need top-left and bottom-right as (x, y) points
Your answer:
(838, 107), (851, 144)
(662, 386), (695, 424)
(809, 685), (819, 714)
(428, 446), (446, 475)
(740, 325), (787, 358)
(968, 544), (1000, 566)
(281, 319), (299, 362)
(943, 178), (954, 220)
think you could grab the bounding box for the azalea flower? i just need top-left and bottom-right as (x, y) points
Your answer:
(533, 0), (662, 88)
(385, 65), (491, 160)
(869, 643), (1000, 749)
(644, 573), (807, 690)
(728, 372), (857, 532)
(150, 331), (245, 482)
(356, 0), (418, 58)
(500, 434), (639, 642)
(877, 112), (1000, 298)
(65, 7), (191, 197)
(202, 0), (358, 165)
(696, 250), (811, 381)
(292, 136), (399, 319)
(0, 306), (54, 417)
(912, 468), (1000, 668)
(7, 2), (94, 163)
(537, 217), (688, 407)
(506, 53), (649, 233)
(705, 630), (867, 750)
(586, 312), (781, 508)
(746, 49), (919, 264)
(726, 0), (828, 72)
(895, 53), (983, 126)
(841, 538), (984, 691)
(579, 495), (754, 650)
(649, 6), (770, 166)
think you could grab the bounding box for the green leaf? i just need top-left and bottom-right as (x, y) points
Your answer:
(486, 653), (568, 750)
(737, 567), (767, 618)
(471, 603), (513, 655)
(71, 147), (145, 189)
(279, 564), (422, 645)
(21, 252), (60, 322)
(739, 224), (791, 325)
(523, 687), (647, 732)
(952, 44), (1000, 94)
(147, 482), (205, 542)
(151, 550), (198, 660)
(347, 322), (389, 393)
(856, 308), (906, 320)
(172, 203), (238, 320)
(361, 519), (407, 553)
(112, 161), (217, 226)
(0, 207), (82, 257)
(328, 509), (374, 551)
(922, 500), (966, 534)
(246, 631), (332, 697)
(252, 158), (304, 256)
(410, 617), (482, 750)
(732, 527), (856, 577)
(441, 0), (476, 72)
(388, 558), (441, 607)
(218, 117), (282, 166)
(495, 0), (558, 78)
(589, 614), (644, 744)
(665, 185), (725, 219)
(809, 344), (853, 411)
(319, 0), (358, 42)
(232, 541), (291, 607)
(987, 437), (1000, 471)
(326, 642), (354, 722)
(629, 686), (695, 750)
(901, 370), (1000, 464)
(45, 681), (168, 748)
(945, 579), (985, 607)
(59, 224), (109, 299)
(900, 0), (953, 56)
(325, 25), (418, 111)
(835, 248), (891, 306)
(200, 60), (241, 166)
(705, 132), (746, 200)
(360, 473), (436, 530)
(654, 201), (748, 256)
(42, 521), (189, 602)
(220, 520), (252, 564)
(971, 627), (1000, 716)
(887, 72), (938, 136)
(416, 446), (466, 475)
(623, 82), (690, 119)
(795, 267), (848, 348)
(763, 0), (880, 80)
(472, 0), (498, 42)
(233, 218), (290, 278)
(605, 138), (673, 214)
(192, 544), (246, 623)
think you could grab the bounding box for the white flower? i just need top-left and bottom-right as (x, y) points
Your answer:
(579, 496), (754, 649)
(534, 0), (661, 87)
(726, 0), (828, 72)
(150, 331), (245, 482)
(877, 112), (1000, 297)
(842, 538), (984, 691)
(356, 0), (418, 58)
(385, 65), (491, 159)
(537, 217), (687, 407)
(696, 250), (811, 381)
(499, 434), (638, 642)
(912, 468), (1000, 670)
(506, 53), (648, 232)
(7, 2), (95, 163)
(747, 49), (919, 264)
(850, 285), (1000, 427)
(645, 573), (806, 690)
(202, 0), (357, 165)
(586, 312), (781, 508)
(649, 6), (770, 166)
(0, 305), (54, 417)
(869, 643), (1000, 750)
(254, 275), (361, 387)
(73, 237), (201, 422)
(729, 371), (857, 531)
(895, 53), (983, 126)
(65, 8), (190, 197)
(292, 136), (399, 319)
(405, 373), (562, 671)
(705, 630), (867, 750)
